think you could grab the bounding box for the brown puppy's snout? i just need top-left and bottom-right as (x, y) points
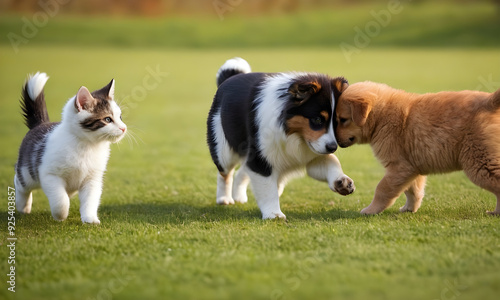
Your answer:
(337, 138), (354, 148)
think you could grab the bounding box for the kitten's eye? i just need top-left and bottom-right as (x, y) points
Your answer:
(104, 117), (113, 123)
(310, 116), (324, 126)
(120, 115), (122, 121)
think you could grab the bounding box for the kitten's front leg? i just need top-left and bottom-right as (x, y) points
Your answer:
(247, 169), (285, 220)
(41, 175), (70, 221)
(79, 179), (102, 224)
(306, 154), (355, 196)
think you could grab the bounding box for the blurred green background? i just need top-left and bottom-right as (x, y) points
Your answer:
(1, 0), (500, 49)
(1, 1), (500, 300)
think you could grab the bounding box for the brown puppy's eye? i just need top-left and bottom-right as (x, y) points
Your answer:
(339, 118), (349, 124)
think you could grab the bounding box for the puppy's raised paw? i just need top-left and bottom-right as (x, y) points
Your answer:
(332, 175), (355, 196)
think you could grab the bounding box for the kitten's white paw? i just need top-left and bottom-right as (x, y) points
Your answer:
(81, 216), (101, 224)
(217, 196), (235, 205)
(51, 210), (69, 222)
(18, 206), (32, 214)
(262, 211), (286, 220)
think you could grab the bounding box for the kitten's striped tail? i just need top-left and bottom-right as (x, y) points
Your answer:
(21, 72), (50, 129)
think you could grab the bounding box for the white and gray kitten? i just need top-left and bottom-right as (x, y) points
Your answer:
(14, 73), (127, 224)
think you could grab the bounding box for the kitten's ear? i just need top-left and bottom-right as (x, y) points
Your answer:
(91, 79), (115, 101)
(107, 79), (115, 100)
(75, 86), (94, 112)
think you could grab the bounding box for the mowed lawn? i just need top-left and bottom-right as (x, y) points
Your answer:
(0, 45), (500, 300)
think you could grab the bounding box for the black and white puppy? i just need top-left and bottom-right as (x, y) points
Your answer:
(207, 58), (355, 219)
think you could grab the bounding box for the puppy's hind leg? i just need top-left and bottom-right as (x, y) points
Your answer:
(462, 156), (500, 215)
(217, 169), (236, 205)
(232, 165), (250, 204)
(211, 128), (239, 205)
(400, 175), (427, 213)
(487, 194), (500, 215)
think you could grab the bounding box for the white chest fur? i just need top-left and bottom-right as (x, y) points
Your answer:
(39, 125), (111, 194)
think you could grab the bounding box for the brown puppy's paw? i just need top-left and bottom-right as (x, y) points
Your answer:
(360, 205), (382, 215)
(486, 210), (500, 216)
(333, 175), (355, 196)
(399, 204), (418, 213)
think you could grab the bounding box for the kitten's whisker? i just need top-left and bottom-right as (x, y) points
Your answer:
(127, 129), (144, 145)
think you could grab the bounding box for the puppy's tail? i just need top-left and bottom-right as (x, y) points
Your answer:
(216, 57), (251, 87)
(20, 72), (50, 129)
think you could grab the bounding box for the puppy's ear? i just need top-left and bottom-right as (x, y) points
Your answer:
(332, 77), (349, 102)
(332, 77), (349, 94)
(350, 93), (374, 127)
(289, 81), (321, 104)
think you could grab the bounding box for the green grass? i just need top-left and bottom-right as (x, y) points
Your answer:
(0, 45), (499, 300)
(1, 4), (500, 297)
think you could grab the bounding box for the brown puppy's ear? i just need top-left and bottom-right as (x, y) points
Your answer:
(350, 93), (374, 127)
(289, 81), (321, 104)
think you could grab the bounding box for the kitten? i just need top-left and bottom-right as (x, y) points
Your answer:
(14, 72), (127, 224)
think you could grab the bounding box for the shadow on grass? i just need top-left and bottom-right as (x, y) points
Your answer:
(97, 202), (363, 225)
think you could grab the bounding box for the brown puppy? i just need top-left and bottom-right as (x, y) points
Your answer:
(335, 81), (500, 215)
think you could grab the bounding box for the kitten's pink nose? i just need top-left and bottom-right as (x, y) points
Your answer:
(119, 127), (126, 133)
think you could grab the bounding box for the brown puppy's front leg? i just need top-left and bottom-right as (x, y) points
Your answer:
(400, 175), (427, 213)
(361, 167), (417, 215)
